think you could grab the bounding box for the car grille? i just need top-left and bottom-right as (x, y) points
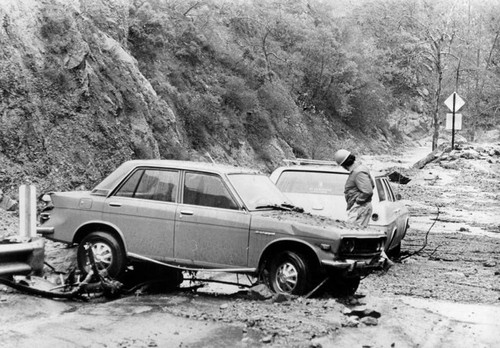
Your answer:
(338, 237), (385, 258)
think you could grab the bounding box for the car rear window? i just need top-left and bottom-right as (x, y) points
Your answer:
(114, 169), (179, 202)
(275, 171), (346, 195)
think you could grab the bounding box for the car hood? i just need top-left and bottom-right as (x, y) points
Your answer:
(283, 192), (347, 220)
(250, 210), (384, 241)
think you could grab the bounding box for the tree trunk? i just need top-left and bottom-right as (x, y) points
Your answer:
(432, 51), (443, 151)
(412, 150), (440, 169)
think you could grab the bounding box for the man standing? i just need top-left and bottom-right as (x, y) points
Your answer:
(333, 149), (374, 227)
(334, 149), (393, 269)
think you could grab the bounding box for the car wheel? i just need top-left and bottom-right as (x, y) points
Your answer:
(327, 275), (360, 297)
(77, 231), (126, 279)
(268, 251), (311, 295)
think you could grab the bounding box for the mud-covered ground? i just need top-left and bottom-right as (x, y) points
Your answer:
(1, 143), (499, 348)
(361, 148), (500, 305)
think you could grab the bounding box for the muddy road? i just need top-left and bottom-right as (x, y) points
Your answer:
(1, 143), (499, 348)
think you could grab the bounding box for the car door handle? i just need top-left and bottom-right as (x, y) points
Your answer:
(108, 202), (122, 207)
(180, 210), (194, 216)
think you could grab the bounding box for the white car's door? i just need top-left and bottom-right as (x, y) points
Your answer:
(377, 178), (407, 248)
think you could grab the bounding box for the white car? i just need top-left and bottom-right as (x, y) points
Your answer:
(270, 159), (410, 257)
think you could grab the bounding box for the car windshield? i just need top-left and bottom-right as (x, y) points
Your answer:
(228, 173), (291, 210)
(276, 170), (346, 195)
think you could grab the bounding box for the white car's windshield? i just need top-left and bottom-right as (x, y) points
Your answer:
(228, 173), (292, 210)
(276, 171), (346, 195)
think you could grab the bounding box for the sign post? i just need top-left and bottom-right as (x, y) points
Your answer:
(444, 92), (465, 149)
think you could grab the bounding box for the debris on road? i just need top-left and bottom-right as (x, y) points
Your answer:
(388, 171), (411, 184)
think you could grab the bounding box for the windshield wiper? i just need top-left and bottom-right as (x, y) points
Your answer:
(255, 203), (304, 213)
(280, 203), (304, 212)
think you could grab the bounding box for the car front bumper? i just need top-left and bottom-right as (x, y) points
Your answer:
(36, 227), (55, 236)
(321, 255), (385, 273)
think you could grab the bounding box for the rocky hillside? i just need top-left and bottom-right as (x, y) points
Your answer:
(0, 0), (422, 198)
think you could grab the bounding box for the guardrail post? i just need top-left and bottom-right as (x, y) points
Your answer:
(19, 185), (37, 238)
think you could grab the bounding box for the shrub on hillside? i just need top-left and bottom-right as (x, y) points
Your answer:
(40, 8), (72, 39)
(245, 110), (275, 162)
(222, 77), (259, 112)
(40, 6), (75, 55)
(176, 93), (219, 149)
(257, 82), (296, 119)
(245, 111), (274, 141)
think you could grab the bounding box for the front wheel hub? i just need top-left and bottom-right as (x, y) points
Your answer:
(275, 262), (298, 293)
(89, 242), (113, 269)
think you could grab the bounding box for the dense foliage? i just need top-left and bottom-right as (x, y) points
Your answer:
(127, 0), (500, 151)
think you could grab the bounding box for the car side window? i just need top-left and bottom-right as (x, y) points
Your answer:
(382, 179), (396, 202)
(115, 170), (144, 198)
(115, 169), (179, 202)
(375, 178), (386, 202)
(183, 172), (238, 210)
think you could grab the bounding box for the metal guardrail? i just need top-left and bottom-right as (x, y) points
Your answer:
(0, 237), (45, 276)
(0, 185), (45, 277)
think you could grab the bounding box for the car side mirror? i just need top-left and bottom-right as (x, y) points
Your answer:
(396, 193), (402, 201)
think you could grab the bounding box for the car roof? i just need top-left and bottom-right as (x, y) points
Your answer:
(271, 163), (389, 179)
(93, 160), (262, 194)
(120, 160), (261, 175)
(273, 165), (347, 174)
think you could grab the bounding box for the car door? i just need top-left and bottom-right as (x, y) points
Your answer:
(375, 177), (407, 248)
(174, 171), (251, 268)
(381, 178), (408, 243)
(372, 177), (399, 246)
(102, 168), (179, 259)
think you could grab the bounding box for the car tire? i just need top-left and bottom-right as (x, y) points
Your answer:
(77, 231), (126, 279)
(130, 262), (183, 289)
(268, 250), (311, 295)
(387, 242), (401, 259)
(326, 275), (360, 297)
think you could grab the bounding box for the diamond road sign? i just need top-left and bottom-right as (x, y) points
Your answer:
(444, 92), (465, 112)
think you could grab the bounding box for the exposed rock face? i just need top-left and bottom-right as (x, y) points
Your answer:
(0, 0), (182, 191)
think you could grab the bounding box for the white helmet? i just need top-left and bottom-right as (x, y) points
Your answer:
(334, 149), (351, 166)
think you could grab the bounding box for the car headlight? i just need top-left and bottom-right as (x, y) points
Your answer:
(378, 239), (384, 251)
(340, 239), (356, 253)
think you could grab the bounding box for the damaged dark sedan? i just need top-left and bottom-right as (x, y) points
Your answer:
(37, 160), (386, 296)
